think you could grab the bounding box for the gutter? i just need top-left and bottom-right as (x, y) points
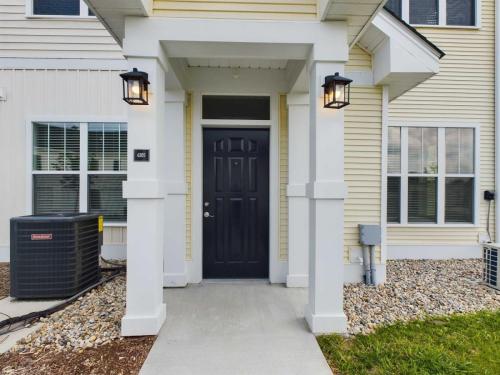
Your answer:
(496, 0), (500, 242)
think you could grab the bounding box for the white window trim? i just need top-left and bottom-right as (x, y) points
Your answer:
(26, 119), (128, 227)
(386, 121), (480, 227)
(25, 0), (96, 19)
(399, 0), (481, 29)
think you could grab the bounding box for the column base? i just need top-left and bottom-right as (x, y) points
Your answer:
(286, 274), (309, 288)
(305, 305), (348, 334)
(121, 304), (167, 336)
(163, 273), (188, 287)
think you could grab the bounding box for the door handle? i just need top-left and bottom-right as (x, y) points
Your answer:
(204, 212), (215, 218)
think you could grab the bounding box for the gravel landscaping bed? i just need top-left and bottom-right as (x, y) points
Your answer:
(11, 275), (126, 353)
(0, 263), (9, 299)
(345, 259), (500, 335)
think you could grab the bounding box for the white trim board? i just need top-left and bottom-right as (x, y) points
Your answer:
(388, 245), (482, 260)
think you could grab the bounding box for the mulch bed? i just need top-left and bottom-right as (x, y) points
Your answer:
(0, 336), (156, 375)
(0, 263), (9, 299)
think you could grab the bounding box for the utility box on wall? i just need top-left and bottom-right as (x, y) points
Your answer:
(358, 224), (381, 246)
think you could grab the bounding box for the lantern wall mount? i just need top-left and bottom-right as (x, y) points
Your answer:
(322, 72), (352, 109)
(120, 68), (150, 105)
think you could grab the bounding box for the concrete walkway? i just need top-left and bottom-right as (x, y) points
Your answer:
(140, 282), (332, 375)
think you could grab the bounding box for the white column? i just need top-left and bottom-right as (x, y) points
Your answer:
(305, 60), (348, 334)
(163, 91), (187, 287)
(286, 93), (310, 288)
(122, 57), (167, 336)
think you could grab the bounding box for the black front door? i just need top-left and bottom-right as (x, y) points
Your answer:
(203, 128), (270, 278)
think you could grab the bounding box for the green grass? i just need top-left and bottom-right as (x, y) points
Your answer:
(317, 310), (500, 375)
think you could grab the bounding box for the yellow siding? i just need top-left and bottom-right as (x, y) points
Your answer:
(153, 0), (317, 20)
(185, 93), (193, 260)
(388, 0), (495, 245)
(346, 44), (372, 71)
(0, 0), (122, 59)
(344, 86), (383, 262)
(103, 227), (127, 245)
(279, 94), (288, 260)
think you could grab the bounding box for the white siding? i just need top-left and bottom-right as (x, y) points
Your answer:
(0, 69), (128, 256)
(0, 0), (122, 59)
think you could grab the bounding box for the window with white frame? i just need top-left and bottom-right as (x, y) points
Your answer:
(30, 0), (94, 17)
(387, 126), (476, 225)
(32, 122), (127, 223)
(385, 0), (478, 27)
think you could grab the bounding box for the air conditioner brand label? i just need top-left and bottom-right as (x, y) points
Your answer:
(31, 233), (53, 241)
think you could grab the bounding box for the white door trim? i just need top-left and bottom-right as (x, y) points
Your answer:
(189, 91), (285, 283)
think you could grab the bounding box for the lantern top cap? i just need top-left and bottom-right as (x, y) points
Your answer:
(322, 72), (352, 87)
(120, 68), (150, 84)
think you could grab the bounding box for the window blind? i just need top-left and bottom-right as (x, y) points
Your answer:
(88, 175), (127, 222)
(410, 0), (439, 25)
(447, 0), (475, 26)
(88, 123), (127, 171)
(387, 177), (401, 223)
(408, 177), (437, 223)
(33, 0), (80, 16)
(33, 123), (80, 171)
(445, 177), (474, 223)
(385, 0), (402, 17)
(33, 175), (79, 214)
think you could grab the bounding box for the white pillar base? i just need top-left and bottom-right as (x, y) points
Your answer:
(305, 305), (348, 334)
(163, 272), (188, 287)
(121, 303), (167, 336)
(286, 274), (308, 288)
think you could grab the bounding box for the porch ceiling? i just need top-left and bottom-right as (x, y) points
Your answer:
(186, 58), (288, 70)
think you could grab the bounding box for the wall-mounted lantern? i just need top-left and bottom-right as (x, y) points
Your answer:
(120, 68), (150, 105)
(322, 72), (352, 109)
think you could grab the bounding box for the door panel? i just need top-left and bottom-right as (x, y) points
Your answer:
(203, 128), (270, 278)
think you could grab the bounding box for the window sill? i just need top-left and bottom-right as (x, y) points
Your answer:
(25, 15), (97, 21)
(412, 24), (480, 30)
(387, 224), (479, 228)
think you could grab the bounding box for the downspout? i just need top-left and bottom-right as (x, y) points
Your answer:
(496, 0), (500, 242)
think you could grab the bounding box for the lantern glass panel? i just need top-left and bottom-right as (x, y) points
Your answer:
(128, 80), (141, 100)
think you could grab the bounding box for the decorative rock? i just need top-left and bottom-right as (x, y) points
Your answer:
(344, 259), (500, 335)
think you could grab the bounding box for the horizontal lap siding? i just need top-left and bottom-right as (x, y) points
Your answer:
(344, 85), (383, 263)
(0, 0), (122, 59)
(0, 69), (127, 250)
(279, 94), (288, 261)
(185, 93), (193, 260)
(153, 0), (317, 19)
(388, 0), (495, 245)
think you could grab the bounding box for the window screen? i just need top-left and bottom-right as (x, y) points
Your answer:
(385, 0), (402, 17)
(33, 175), (79, 214)
(33, 0), (80, 16)
(445, 177), (474, 223)
(88, 123), (127, 171)
(447, 0), (475, 26)
(202, 96), (270, 120)
(88, 175), (127, 222)
(408, 177), (437, 223)
(387, 177), (401, 223)
(410, 0), (439, 25)
(33, 123), (80, 171)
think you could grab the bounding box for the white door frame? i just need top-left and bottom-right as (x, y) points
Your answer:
(188, 91), (286, 283)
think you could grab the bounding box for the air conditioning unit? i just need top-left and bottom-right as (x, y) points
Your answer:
(10, 213), (101, 299)
(482, 244), (499, 290)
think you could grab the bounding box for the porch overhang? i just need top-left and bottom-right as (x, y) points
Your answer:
(357, 9), (444, 100)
